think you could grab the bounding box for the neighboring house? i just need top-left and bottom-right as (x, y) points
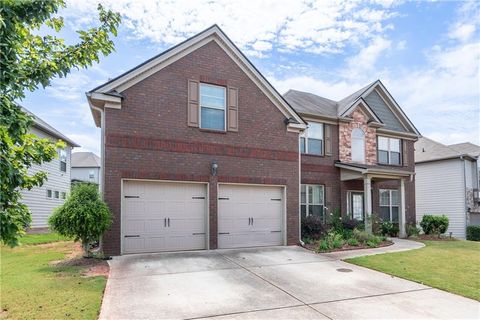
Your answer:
(415, 137), (480, 238)
(20, 107), (80, 229)
(86, 25), (419, 256)
(71, 152), (101, 189)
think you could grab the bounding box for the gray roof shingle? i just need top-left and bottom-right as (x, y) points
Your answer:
(448, 142), (480, 157)
(415, 137), (478, 163)
(71, 152), (101, 168)
(283, 89), (337, 118)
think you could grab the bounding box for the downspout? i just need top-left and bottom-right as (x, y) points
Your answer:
(461, 156), (468, 237)
(298, 137), (304, 246)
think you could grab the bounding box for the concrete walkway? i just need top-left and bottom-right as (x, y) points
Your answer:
(321, 237), (425, 260)
(100, 246), (479, 319)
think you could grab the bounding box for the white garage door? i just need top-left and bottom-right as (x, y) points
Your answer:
(218, 184), (284, 249)
(122, 180), (207, 254)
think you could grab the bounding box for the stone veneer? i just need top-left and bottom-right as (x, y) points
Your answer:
(339, 106), (377, 165)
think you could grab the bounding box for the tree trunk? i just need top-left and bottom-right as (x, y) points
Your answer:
(82, 241), (91, 258)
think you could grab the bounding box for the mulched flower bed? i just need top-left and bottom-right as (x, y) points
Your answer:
(303, 239), (393, 253)
(411, 234), (457, 241)
(51, 243), (110, 277)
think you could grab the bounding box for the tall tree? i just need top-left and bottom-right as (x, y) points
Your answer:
(0, 0), (120, 246)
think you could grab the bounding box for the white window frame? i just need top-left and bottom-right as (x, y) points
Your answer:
(378, 136), (402, 165)
(199, 83), (227, 131)
(46, 189), (52, 199)
(59, 149), (67, 172)
(351, 128), (365, 163)
(347, 190), (364, 220)
(301, 184), (325, 220)
(54, 190), (59, 199)
(61, 191), (66, 200)
(300, 122), (324, 155)
(379, 189), (400, 222)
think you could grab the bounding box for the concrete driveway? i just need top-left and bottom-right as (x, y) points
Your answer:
(100, 246), (479, 320)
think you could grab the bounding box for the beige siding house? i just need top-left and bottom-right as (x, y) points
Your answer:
(20, 108), (80, 229)
(71, 152), (101, 190)
(415, 137), (480, 238)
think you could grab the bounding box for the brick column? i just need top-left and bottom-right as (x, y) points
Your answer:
(209, 175), (218, 249)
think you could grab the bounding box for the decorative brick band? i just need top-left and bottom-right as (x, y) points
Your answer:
(218, 175), (287, 185)
(107, 134), (298, 162)
(120, 170), (209, 182)
(302, 164), (340, 173)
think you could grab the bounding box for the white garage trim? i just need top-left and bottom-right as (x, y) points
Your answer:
(217, 182), (287, 248)
(120, 178), (209, 255)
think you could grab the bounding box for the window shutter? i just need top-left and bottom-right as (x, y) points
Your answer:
(324, 124), (332, 156)
(402, 140), (408, 166)
(187, 79), (199, 127)
(227, 86), (238, 132)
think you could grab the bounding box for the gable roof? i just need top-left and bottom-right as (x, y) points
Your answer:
(71, 152), (101, 168)
(283, 80), (420, 136)
(415, 137), (477, 163)
(87, 24), (306, 128)
(448, 142), (480, 157)
(22, 106), (80, 147)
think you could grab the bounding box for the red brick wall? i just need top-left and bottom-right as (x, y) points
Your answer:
(102, 41), (300, 255)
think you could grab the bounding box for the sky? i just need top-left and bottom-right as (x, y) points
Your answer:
(22, 0), (480, 156)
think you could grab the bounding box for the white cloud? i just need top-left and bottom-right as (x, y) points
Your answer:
(63, 0), (400, 56)
(68, 132), (101, 155)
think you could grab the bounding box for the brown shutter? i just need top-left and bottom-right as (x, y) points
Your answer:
(227, 86), (238, 132)
(324, 124), (332, 156)
(187, 79), (199, 127)
(402, 140), (408, 167)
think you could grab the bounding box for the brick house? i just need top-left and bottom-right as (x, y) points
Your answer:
(87, 25), (420, 256)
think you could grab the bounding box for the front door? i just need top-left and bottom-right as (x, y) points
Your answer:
(351, 192), (364, 220)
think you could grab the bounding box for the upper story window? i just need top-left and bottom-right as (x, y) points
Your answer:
(300, 122), (323, 155)
(199, 83), (226, 131)
(351, 128), (365, 163)
(59, 149), (67, 172)
(89, 170), (95, 180)
(378, 136), (401, 165)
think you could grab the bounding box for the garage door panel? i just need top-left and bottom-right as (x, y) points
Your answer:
(218, 184), (283, 249)
(123, 180), (207, 254)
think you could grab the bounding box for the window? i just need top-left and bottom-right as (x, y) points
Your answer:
(351, 128), (365, 163)
(380, 189), (399, 222)
(46, 189), (52, 198)
(89, 170), (95, 180)
(59, 149), (67, 172)
(61, 192), (66, 200)
(378, 137), (401, 165)
(54, 191), (59, 199)
(301, 184), (325, 221)
(349, 192), (364, 220)
(200, 83), (226, 131)
(300, 122), (323, 155)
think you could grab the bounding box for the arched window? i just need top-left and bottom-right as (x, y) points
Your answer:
(351, 128), (365, 163)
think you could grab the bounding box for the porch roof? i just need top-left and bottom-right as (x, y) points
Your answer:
(335, 161), (414, 181)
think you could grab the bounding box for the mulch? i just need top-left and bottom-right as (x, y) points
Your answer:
(412, 234), (457, 241)
(303, 240), (393, 253)
(51, 243), (110, 277)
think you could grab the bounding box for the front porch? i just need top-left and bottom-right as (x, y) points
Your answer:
(336, 162), (415, 237)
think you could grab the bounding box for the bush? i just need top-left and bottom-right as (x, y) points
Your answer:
(466, 225), (480, 241)
(347, 237), (359, 246)
(316, 232), (344, 252)
(328, 208), (343, 234)
(420, 215), (449, 235)
(380, 221), (399, 237)
(49, 183), (112, 257)
(366, 236), (381, 248)
(342, 218), (364, 231)
(352, 229), (383, 248)
(353, 229), (370, 243)
(406, 223), (421, 238)
(301, 215), (326, 240)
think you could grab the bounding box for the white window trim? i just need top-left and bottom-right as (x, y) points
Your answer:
(378, 136), (402, 165)
(301, 184), (325, 219)
(46, 189), (52, 199)
(379, 189), (399, 222)
(347, 190), (364, 220)
(300, 122), (324, 155)
(199, 83), (227, 131)
(351, 128), (366, 164)
(59, 149), (67, 172)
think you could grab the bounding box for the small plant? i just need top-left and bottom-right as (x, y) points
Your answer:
(466, 225), (480, 241)
(380, 221), (399, 237)
(347, 237), (359, 246)
(301, 215), (326, 240)
(406, 223), (421, 238)
(328, 208), (343, 234)
(302, 237), (315, 244)
(420, 215), (449, 236)
(316, 232), (344, 252)
(366, 236), (381, 248)
(49, 183), (112, 257)
(353, 229), (370, 243)
(318, 240), (330, 252)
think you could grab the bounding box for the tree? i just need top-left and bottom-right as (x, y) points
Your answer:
(0, 1), (120, 246)
(49, 183), (111, 257)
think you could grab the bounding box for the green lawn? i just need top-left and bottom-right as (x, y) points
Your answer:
(1, 234), (107, 319)
(346, 240), (480, 301)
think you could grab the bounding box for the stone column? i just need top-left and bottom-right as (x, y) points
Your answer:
(399, 178), (406, 238)
(364, 176), (373, 234)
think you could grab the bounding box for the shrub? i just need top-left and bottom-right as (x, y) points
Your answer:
(347, 237), (359, 246)
(420, 215), (449, 235)
(328, 208), (343, 233)
(366, 236), (381, 248)
(342, 218), (363, 231)
(49, 183), (112, 257)
(466, 225), (480, 241)
(316, 232), (344, 252)
(406, 223), (421, 238)
(301, 215), (326, 240)
(353, 229), (370, 243)
(380, 221), (399, 237)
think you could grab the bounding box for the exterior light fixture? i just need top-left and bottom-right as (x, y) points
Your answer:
(211, 160), (218, 176)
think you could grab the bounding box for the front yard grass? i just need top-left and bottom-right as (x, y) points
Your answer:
(1, 234), (107, 319)
(346, 240), (480, 301)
